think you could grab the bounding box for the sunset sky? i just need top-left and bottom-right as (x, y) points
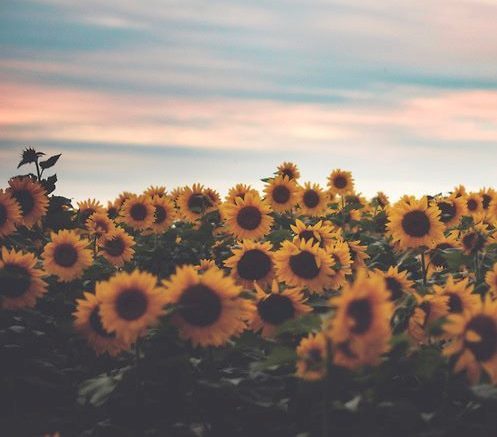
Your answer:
(1, 0), (497, 202)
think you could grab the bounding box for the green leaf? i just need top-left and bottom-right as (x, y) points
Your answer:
(251, 346), (296, 371)
(39, 154), (62, 169)
(275, 314), (322, 336)
(78, 367), (129, 407)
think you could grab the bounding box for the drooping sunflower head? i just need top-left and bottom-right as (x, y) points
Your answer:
(443, 296), (497, 384)
(98, 270), (166, 344)
(42, 230), (93, 282)
(251, 280), (311, 337)
(326, 241), (352, 290)
(162, 265), (254, 347)
(327, 169), (354, 196)
(144, 185), (167, 198)
(371, 191), (389, 209)
(0, 247), (47, 309)
(77, 199), (105, 222)
(328, 271), (393, 369)
(0, 189), (22, 237)
(297, 182), (329, 216)
(435, 195), (466, 228)
(149, 195), (175, 233)
(296, 332), (328, 381)
(74, 292), (129, 356)
(225, 183), (259, 204)
(274, 239), (335, 294)
(98, 227), (135, 267)
(464, 193), (483, 217)
(372, 266), (415, 301)
(433, 275), (479, 316)
(264, 175), (298, 213)
(387, 197), (444, 250)
(221, 192), (273, 240)
(177, 183), (216, 222)
(224, 240), (275, 289)
(85, 212), (115, 237)
(7, 177), (49, 228)
(276, 161), (300, 180)
(290, 219), (337, 249)
(119, 195), (155, 230)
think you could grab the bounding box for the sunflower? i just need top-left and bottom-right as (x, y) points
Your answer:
(74, 292), (128, 356)
(0, 190), (21, 237)
(98, 270), (166, 343)
(479, 188), (497, 212)
(274, 239), (334, 294)
(296, 332), (328, 381)
(225, 184), (259, 204)
(327, 169), (354, 196)
(345, 240), (370, 269)
(345, 193), (367, 209)
(98, 227), (135, 267)
(169, 186), (185, 206)
(443, 296), (497, 384)
(290, 219), (337, 249)
(221, 192), (273, 240)
(195, 259), (219, 273)
(327, 241), (352, 290)
(459, 223), (488, 255)
(371, 192), (389, 209)
(119, 195), (155, 230)
(327, 271), (393, 369)
(276, 161), (300, 180)
(408, 293), (448, 343)
(106, 200), (120, 220)
(453, 185), (467, 198)
(297, 182), (329, 216)
(144, 185), (167, 198)
(224, 240), (275, 289)
(150, 195), (175, 233)
(264, 175), (298, 213)
(77, 199), (105, 222)
(372, 266), (415, 301)
(251, 280), (311, 337)
(204, 187), (221, 209)
(0, 247), (47, 309)
(433, 275), (480, 316)
(162, 265), (254, 347)
(426, 235), (461, 276)
(485, 263), (497, 298)
(434, 195), (466, 228)
(85, 212), (115, 237)
(42, 230), (93, 282)
(115, 191), (134, 210)
(387, 197), (444, 250)
(7, 177), (48, 228)
(465, 193), (483, 217)
(177, 184), (215, 222)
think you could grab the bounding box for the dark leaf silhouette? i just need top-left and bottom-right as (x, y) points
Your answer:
(39, 154), (62, 170)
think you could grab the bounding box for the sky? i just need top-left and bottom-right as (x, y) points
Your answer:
(1, 0), (497, 202)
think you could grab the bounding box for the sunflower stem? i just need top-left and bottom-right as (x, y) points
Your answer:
(421, 250), (427, 287)
(34, 159), (42, 182)
(474, 250), (480, 282)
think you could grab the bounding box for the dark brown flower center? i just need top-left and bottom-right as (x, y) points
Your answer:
(289, 250), (320, 279)
(467, 198), (478, 211)
(115, 288), (148, 321)
(298, 230), (317, 244)
(465, 315), (497, 362)
(303, 190), (320, 208)
(447, 293), (463, 313)
(257, 294), (295, 325)
(333, 175), (347, 189)
(188, 194), (211, 213)
(95, 220), (109, 233)
(401, 210), (431, 237)
(430, 243), (453, 268)
(81, 208), (95, 222)
(89, 307), (115, 338)
(236, 206), (262, 230)
(105, 237), (125, 257)
(462, 232), (485, 253)
(437, 201), (456, 223)
(130, 203), (148, 221)
(385, 277), (403, 300)
(236, 249), (272, 281)
(154, 205), (167, 224)
(482, 194), (492, 210)
(0, 203), (7, 226)
(304, 347), (324, 372)
(178, 284), (222, 327)
(53, 243), (78, 267)
(272, 185), (290, 204)
(13, 189), (34, 216)
(347, 298), (372, 334)
(281, 169), (294, 179)
(107, 207), (118, 219)
(0, 264), (31, 298)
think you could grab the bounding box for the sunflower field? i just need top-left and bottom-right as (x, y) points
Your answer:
(3, 148), (497, 437)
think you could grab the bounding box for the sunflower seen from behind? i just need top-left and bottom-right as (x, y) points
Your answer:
(7, 177), (48, 228)
(296, 332), (328, 381)
(221, 192), (273, 240)
(387, 197), (444, 250)
(99, 270), (166, 344)
(327, 271), (393, 369)
(74, 291), (128, 356)
(0, 248), (47, 309)
(0, 190), (21, 237)
(274, 239), (334, 294)
(42, 230), (93, 282)
(264, 175), (298, 213)
(162, 265), (254, 347)
(224, 240), (275, 289)
(251, 280), (311, 338)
